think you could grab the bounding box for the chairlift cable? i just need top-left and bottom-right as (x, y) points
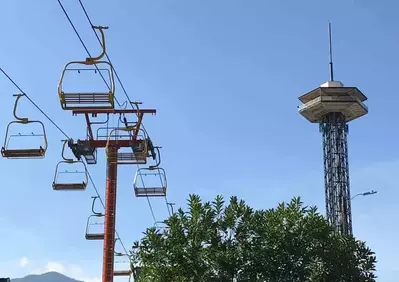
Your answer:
(1, 67), (129, 256)
(79, 0), (170, 222)
(0, 68), (70, 139)
(57, 0), (123, 108)
(76, 0), (167, 223)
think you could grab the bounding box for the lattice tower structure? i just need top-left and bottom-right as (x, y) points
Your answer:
(298, 80), (368, 235)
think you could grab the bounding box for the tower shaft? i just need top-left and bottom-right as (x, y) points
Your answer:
(102, 147), (118, 282)
(320, 112), (352, 235)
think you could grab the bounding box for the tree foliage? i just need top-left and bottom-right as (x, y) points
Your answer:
(131, 194), (376, 282)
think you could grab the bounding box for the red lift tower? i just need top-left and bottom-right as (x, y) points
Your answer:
(69, 107), (156, 282)
(55, 26), (165, 282)
(0, 24), (167, 282)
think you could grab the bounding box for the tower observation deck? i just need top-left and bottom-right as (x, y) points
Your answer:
(298, 80), (368, 235)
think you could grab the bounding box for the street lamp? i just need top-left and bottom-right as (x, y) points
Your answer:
(351, 190), (377, 200)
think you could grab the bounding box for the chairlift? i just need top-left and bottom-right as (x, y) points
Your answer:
(85, 215), (105, 240)
(1, 94), (48, 159)
(57, 26), (115, 110)
(133, 167), (167, 197)
(133, 146), (167, 197)
(114, 253), (133, 277)
(106, 127), (149, 165)
(53, 140), (88, 191)
(85, 196), (105, 240)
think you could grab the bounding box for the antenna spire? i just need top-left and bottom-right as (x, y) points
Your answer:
(328, 22), (334, 81)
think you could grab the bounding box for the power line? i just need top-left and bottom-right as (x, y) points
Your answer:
(0, 67), (129, 255)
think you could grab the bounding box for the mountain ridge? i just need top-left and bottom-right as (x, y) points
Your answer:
(11, 272), (82, 282)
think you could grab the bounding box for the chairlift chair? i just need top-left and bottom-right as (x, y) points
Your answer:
(57, 26), (115, 110)
(133, 167), (167, 197)
(85, 214), (105, 240)
(1, 94), (48, 159)
(53, 140), (89, 191)
(114, 255), (133, 277)
(85, 196), (105, 240)
(106, 127), (149, 165)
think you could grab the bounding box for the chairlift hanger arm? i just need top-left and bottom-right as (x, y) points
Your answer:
(86, 26), (108, 63)
(85, 114), (94, 140)
(91, 196), (104, 216)
(132, 113), (143, 140)
(12, 94), (28, 123)
(61, 139), (73, 162)
(149, 146), (161, 169)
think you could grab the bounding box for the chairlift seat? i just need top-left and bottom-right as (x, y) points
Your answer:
(113, 270), (132, 276)
(135, 187), (166, 197)
(108, 152), (147, 165)
(60, 92), (114, 110)
(1, 148), (45, 158)
(85, 233), (105, 240)
(52, 183), (86, 191)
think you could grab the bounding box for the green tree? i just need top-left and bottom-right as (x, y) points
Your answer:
(131, 194), (376, 282)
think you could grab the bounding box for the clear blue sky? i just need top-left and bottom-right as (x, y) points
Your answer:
(1, 0), (398, 281)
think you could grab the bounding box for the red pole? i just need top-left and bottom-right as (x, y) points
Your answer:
(102, 147), (118, 282)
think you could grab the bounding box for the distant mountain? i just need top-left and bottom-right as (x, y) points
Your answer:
(11, 272), (81, 282)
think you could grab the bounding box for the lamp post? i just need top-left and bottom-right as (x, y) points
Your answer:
(350, 190), (377, 235)
(351, 190), (377, 201)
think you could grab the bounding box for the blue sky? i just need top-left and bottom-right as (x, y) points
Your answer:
(0, 0), (398, 281)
